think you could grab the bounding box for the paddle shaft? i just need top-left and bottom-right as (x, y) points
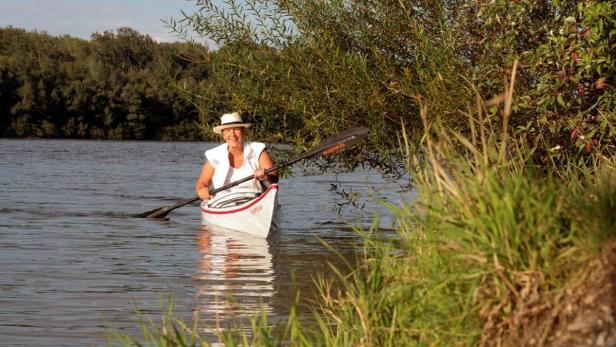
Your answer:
(167, 164), (282, 210)
(162, 147), (325, 211)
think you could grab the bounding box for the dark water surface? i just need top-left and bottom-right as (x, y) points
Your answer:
(0, 139), (412, 346)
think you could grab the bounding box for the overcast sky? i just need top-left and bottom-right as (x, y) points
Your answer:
(0, 0), (199, 42)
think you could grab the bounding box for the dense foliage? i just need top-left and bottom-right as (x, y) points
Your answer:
(0, 26), (207, 140)
(176, 0), (615, 166)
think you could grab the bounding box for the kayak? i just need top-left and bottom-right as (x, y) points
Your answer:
(200, 184), (279, 238)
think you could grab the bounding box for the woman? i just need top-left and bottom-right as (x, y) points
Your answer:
(195, 112), (278, 201)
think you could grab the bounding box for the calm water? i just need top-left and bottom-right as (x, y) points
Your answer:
(0, 139), (412, 346)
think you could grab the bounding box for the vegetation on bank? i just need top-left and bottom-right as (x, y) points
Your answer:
(109, 78), (616, 345)
(305, 79), (616, 346)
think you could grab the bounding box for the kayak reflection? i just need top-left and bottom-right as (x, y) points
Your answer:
(194, 225), (275, 322)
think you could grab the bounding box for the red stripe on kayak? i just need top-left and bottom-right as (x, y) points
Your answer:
(201, 184), (278, 215)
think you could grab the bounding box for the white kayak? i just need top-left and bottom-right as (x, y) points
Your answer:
(200, 184), (279, 238)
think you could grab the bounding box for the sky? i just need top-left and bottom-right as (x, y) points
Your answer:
(0, 0), (199, 42)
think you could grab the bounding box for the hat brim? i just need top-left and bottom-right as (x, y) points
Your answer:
(213, 123), (251, 135)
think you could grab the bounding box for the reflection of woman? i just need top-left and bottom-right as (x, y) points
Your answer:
(194, 226), (275, 319)
(195, 112), (278, 201)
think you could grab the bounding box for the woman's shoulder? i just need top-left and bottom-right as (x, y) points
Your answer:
(247, 141), (266, 150)
(206, 143), (227, 153)
(205, 143), (227, 162)
(246, 141), (266, 157)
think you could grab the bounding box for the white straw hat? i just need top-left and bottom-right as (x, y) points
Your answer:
(212, 112), (252, 134)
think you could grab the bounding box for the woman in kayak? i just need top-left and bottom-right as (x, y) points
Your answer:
(195, 112), (278, 201)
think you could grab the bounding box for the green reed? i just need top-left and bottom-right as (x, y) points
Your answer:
(307, 64), (616, 346)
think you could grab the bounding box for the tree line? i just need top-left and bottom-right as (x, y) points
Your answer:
(0, 26), (209, 140)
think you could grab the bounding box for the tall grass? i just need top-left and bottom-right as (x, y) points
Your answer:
(109, 64), (616, 346)
(309, 63), (616, 346)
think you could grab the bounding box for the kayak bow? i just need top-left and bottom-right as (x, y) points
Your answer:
(200, 184), (279, 238)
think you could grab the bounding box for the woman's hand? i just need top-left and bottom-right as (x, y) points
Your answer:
(257, 150), (278, 183)
(254, 168), (267, 181)
(197, 187), (211, 200)
(195, 161), (215, 200)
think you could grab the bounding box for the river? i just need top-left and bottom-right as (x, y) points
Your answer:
(0, 139), (412, 346)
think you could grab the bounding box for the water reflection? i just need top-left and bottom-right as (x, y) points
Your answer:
(194, 225), (275, 323)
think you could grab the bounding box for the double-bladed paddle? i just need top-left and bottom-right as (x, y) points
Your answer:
(135, 127), (369, 219)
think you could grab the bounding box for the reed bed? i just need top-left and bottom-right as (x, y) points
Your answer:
(307, 64), (616, 346)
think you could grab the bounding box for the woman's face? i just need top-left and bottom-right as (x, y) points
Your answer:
(222, 127), (245, 148)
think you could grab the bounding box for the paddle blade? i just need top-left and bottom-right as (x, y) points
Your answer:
(134, 206), (172, 218)
(135, 196), (201, 218)
(306, 127), (369, 158)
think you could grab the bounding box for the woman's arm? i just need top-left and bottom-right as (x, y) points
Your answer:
(255, 149), (278, 183)
(195, 161), (215, 199)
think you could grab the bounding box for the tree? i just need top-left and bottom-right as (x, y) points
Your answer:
(174, 0), (615, 168)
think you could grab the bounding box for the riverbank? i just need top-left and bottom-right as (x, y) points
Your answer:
(110, 80), (616, 346)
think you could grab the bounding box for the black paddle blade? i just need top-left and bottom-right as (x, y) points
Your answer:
(135, 195), (201, 218)
(134, 206), (171, 218)
(323, 127), (369, 147)
(306, 127), (369, 158)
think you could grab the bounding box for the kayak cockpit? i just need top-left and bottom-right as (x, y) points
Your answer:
(206, 191), (261, 208)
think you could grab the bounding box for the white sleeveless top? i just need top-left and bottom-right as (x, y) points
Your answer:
(205, 141), (266, 195)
